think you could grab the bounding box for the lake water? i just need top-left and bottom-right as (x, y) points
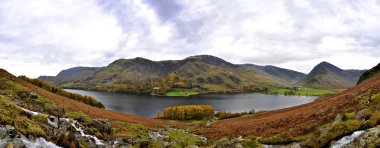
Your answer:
(65, 89), (317, 117)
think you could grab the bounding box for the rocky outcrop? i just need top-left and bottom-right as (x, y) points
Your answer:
(0, 124), (59, 148)
(214, 137), (255, 148)
(89, 119), (112, 134)
(334, 126), (380, 147)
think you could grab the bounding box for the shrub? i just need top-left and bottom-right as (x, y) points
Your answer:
(163, 105), (214, 120)
(215, 111), (254, 120)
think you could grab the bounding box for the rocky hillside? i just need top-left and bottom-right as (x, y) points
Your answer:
(242, 64), (306, 84)
(199, 62), (380, 147)
(297, 62), (366, 89)
(358, 62), (380, 84)
(39, 55), (286, 92)
(2, 62), (380, 147)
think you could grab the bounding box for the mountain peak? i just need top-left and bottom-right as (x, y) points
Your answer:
(187, 55), (234, 67)
(312, 61), (342, 73)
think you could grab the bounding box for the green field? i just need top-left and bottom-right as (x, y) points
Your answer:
(270, 87), (336, 96)
(166, 91), (199, 97)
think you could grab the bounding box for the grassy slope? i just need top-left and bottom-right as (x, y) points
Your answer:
(197, 71), (380, 146)
(166, 91), (199, 97)
(17, 78), (181, 128)
(172, 59), (286, 92)
(270, 87), (336, 96)
(300, 72), (353, 89)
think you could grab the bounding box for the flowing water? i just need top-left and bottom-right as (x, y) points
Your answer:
(331, 130), (365, 148)
(65, 89), (318, 117)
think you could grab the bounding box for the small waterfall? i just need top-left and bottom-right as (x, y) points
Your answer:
(22, 138), (61, 148)
(19, 107), (104, 146)
(61, 118), (104, 145)
(330, 131), (365, 148)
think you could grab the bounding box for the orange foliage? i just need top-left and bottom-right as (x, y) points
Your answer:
(163, 105), (214, 120)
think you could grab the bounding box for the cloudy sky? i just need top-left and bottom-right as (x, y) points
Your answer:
(0, 0), (379, 77)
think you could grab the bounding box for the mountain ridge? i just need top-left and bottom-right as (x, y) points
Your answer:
(297, 61), (366, 89)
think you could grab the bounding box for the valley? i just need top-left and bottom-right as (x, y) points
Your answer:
(39, 55), (362, 97)
(0, 60), (379, 147)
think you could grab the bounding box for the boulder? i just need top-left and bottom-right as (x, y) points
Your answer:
(5, 125), (17, 138)
(89, 119), (112, 134)
(111, 138), (138, 147)
(332, 114), (343, 125)
(149, 131), (169, 141)
(139, 141), (151, 148)
(349, 126), (380, 147)
(0, 125), (7, 139)
(214, 137), (247, 148)
(5, 138), (25, 148)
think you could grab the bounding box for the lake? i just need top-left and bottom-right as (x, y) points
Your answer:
(65, 89), (318, 117)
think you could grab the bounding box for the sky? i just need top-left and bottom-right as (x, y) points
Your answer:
(0, 0), (379, 77)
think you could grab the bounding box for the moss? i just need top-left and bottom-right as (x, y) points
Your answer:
(303, 119), (361, 147)
(78, 138), (90, 148)
(0, 96), (46, 137)
(258, 134), (288, 145)
(166, 129), (203, 147)
(112, 121), (149, 140)
(246, 139), (263, 148)
(66, 111), (92, 123)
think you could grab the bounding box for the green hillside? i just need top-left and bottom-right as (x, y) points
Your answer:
(297, 62), (366, 89)
(39, 55), (286, 94)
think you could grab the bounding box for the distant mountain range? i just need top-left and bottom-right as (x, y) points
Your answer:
(39, 55), (367, 91)
(241, 64), (306, 84)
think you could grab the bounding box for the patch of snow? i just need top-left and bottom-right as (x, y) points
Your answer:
(331, 131), (365, 148)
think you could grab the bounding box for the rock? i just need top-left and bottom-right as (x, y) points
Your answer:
(57, 131), (79, 148)
(348, 126), (380, 147)
(355, 109), (366, 119)
(149, 131), (169, 141)
(332, 114), (343, 125)
(0, 125), (7, 139)
(214, 137), (248, 148)
(5, 138), (25, 148)
(89, 119), (112, 134)
(6, 125), (17, 138)
(189, 145), (199, 148)
(47, 116), (59, 128)
(160, 142), (176, 148)
(139, 141), (151, 148)
(266, 142), (301, 148)
(111, 138), (134, 147)
(30, 92), (38, 99)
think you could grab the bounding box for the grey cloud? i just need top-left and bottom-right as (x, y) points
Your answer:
(142, 0), (183, 21)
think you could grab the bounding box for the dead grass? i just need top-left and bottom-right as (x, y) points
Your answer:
(196, 73), (380, 141)
(17, 79), (183, 128)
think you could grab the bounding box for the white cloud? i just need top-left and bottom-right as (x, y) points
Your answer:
(0, 0), (379, 77)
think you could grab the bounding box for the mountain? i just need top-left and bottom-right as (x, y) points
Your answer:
(297, 61), (366, 89)
(358, 63), (380, 84)
(40, 55), (286, 92)
(241, 64), (306, 84)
